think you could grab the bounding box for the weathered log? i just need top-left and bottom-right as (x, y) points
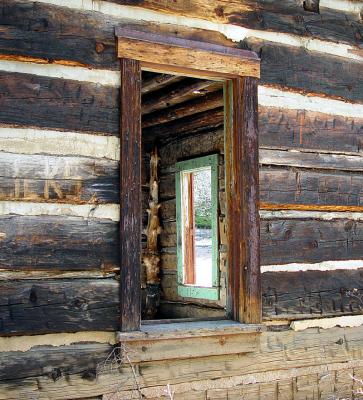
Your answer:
(260, 217), (363, 265)
(260, 167), (363, 208)
(0, 153), (119, 204)
(0, 0), (236, 70)
(0, 278), (119, 335)
(247, 39), (363, 103)
(111, 0), (363, 46)
(0, 72), (119, 135)
(0, 215), (119, 271)
(262, 269), (363, 316)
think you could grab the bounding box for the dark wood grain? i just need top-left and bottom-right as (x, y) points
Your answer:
(0, 215), (119, 271)
(0, 153), (119, 204)
(119, 58), (142, 331)
(260, 218), (363, 265)
(262, 269), (363, 317)
(247, 39), (363, 103)
(225, 77), (261, 324)
(0, 279), (119, 335)
(0, 72), (119, 135)
(260, 167), (363, 208)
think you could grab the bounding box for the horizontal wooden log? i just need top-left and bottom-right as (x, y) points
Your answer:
(141, 73), (184, 94)
(145, 105), (363, 154)
(0, 72), (119, 135)
(260, 167), (363, 207)
(0, 0), (235, 70)
(0, 152), (119, 204)
(247, 39), (363, 103)
(259, 106), (363, 154)
(0, 279), (119, 335)
(1, 326), (363, 399)
(262, 269), (363, 317)
(261, 217), (363, 265)
(260, 149), (363, 172)
(112, 0), (363, 47)
(0, 215), (119, 271)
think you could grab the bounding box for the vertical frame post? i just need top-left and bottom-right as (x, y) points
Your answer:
(225, 76), (261, 324)
(119, 58), (142, 331)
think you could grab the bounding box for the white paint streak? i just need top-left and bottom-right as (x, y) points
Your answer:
(258, 86), (363, 118)
(23, 0), (363, 62)
(0, 201), (120, 222)
(260, 209), (363, 221)
(261, 260), (363, 273)
(0, 331), (116, 353)
(0, 59), (120, 86)
(0, 127), (120, 160)
(321, 0), (363, 14)
(291, 315), (363, 331)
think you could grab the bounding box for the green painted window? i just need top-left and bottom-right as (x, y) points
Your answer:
(175, 154), (219, 300)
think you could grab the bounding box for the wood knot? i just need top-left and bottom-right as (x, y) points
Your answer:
(82, 369), (97, 381)
(95, 42), (105, 53)
(73, 297), (88, 310)
(344, 220), (354, 231)
(214, 6), (224, 18)
(29, 287), (37, 304)
(219, 336), (227, 346)
(49, 368), (62, 382)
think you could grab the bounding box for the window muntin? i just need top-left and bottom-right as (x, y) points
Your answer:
(175, 154), (219, 300)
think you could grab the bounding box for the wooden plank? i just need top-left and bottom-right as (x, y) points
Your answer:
(260, 167), (363, 208)
(262, 269), (363, 317)
(260, 218), (363, 265)
(0, 215), (119, 271)
(119, 58), (141, 332)
(246, 39), (363, 103)
(112, 0), (363, 47)
(118, 332), (259, 362)
(0, 72), (119, 135)
(0, 152), (119, 204)
(225, 77), (261, 323)
(0, 279), (119, 335)
(116, 28), (260, 78)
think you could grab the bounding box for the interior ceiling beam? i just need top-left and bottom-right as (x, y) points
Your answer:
(142, 79), (222, 115)
(141, 73), (184, 95)
(143, 107), (224, 143)
(142, 90), (223, 128)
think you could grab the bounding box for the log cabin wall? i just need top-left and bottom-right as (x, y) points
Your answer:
(0, 0), (363, 399)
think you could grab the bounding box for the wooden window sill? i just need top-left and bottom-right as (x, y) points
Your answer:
(116, 320), (264, 362)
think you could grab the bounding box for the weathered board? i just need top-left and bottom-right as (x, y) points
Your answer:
(0, 215), (119, 271)
(262, 269), (363, 317)
(0, 279), (119, 335)
(0, 72), (119, 135)
(0, 153), (119, 204)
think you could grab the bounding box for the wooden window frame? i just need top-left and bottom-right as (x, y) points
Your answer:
(175, 154), (220, 300)
(116, 27), (261, 331)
